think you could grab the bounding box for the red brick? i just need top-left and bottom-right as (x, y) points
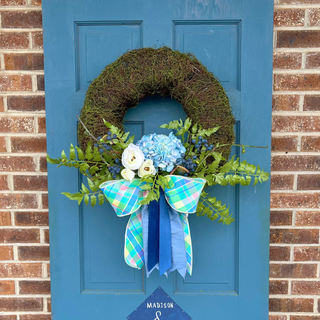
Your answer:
(0, 247), (13, 260)
(306, 52), (320, 69)
(271, 175), (294, 190)
(4, 54), (44, 71)
(14, 176), (47, 191)
(38, 117), (46, 133)
(1, 11), (42, 28)
(271, 193), (320, 208)
(0, 137), (7, 152)
(274, 95), (300, 112)
(270, 211), (293, 226)
(0, 194), (37, 209)
(274, 74), (320, 91)
(15, 212), (48, 226)
(302, 136), (320, 152)
(271, 155), (320, 171)
(0, 75), (32, 92)
(0, 157), (36, 172)
(0, 32), (29, 49)
(304, 95), (320, 111)
(11, 137), (46, 153)
(7, 96), (45, 112)
(20, 280), (50, 295)
(292, 281), (320, 295)
(0, 263), (42, 278)
(42, 194), (48, 209)
(0, 98), (4, 112)
(274, 9), (305, 28)
(44, 229), (49, 244)
(0, 298), (43, 311)
(18, 246), (49, 261)
(31, 0), (41, 5)
(40, 157), (47, 172)
(270, 246), (291, 261)
(37, 75), (44, 91)
(47, 263), (50, 277)
(294, 247), (320, 261)
(270, 229), (319, 244)
(269, 298), (313, 312)
(1, 0), (26, 4)
(0, 175), (9, 191)
(277, 0), (320, 3)
(31, 31), (42, 49)
(0, 117), (33, 133)
(269, 280), (289, 294)
(269, 316), (286, 320)
(270, 263), (317, 278)
(291, 317), (320, 320)
(0, 315), (17, 320)
(0, 212), (11, 226)
(20, 316), (50, 320)
(277, 31), (320, 48)
(47, 298), (51, 312)
(0, 281), (15, 295)
(0, 229), (40, 243)
(309, 8), (320, 27)
(271, 136), (298, 152)
(298, 174), (320, 190)
(296, 211), (320, 226)
(273, 52), (302, 69)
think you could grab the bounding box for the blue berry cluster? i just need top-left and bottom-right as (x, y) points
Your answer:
(109, 159), (121, 179)
(176, 156), (197, 176)
(94, 132), (116, 153)
(191, 136), (213, 152)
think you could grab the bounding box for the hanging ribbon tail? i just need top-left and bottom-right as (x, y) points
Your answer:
(124, 208), (145, 269)
(147, 199), (159, 272)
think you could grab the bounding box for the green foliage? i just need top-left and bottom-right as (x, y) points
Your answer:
(48, 119), (270, 225)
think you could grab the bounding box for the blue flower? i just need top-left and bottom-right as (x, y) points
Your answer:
(136, 132), (186, 172)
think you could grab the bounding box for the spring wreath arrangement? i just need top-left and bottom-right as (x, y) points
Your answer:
(47, 47), (269, 278)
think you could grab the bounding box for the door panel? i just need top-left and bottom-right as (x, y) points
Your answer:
(43, 0), (273, 319)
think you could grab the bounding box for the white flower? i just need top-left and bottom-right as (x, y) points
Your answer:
(122, 143), (144, 170)
(121, 169), (135, 182)
(138, 160), (156, 178)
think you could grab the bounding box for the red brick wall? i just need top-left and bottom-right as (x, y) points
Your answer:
(271, 1), (320, 319)
(0, 0), (50, 319)
(0, 0), (319, 319)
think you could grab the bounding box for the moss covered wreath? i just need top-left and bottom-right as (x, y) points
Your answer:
(78, 47), (235, 159)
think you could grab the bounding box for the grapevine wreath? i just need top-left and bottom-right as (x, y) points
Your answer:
(48, 47), (269, 277)
(78, 47), (235, 159)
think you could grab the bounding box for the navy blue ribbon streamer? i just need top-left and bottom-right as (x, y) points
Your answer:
(147, 189), (172, 275)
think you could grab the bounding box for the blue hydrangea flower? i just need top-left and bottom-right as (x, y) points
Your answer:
(136, 132), (186, 172)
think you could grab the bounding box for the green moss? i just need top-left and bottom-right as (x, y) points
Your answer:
(78, 47), (235, 159)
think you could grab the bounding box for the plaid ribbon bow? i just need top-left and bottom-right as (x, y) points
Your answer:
(100, 175), (206, 276)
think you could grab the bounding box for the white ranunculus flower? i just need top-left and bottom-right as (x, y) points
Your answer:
(138, 160), (156, 178)
(122, 143), (144, 170)
(121, 168), (135, 182)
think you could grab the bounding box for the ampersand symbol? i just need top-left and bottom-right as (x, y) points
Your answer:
(154, 311), (161, 320)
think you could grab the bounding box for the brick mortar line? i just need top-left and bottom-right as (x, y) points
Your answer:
(271, 152), (320, 156)
(0, 173), (47, 176)
(0, 91), (44, 95)
(270, 226), (320, 229)
(270, 294), (320, 298)
(269, 277), (320, 280)
(271, 190), (320, 193)
(0, 50), (43, 54)
(271, 261), (319, 264)
(274, 48), (320, 52)
(0, 7), (42, 11)
(269, 313), (318, 317)
(0, 71), (44, 75)
(274, 4), (320, 8)
(0, 226), (49, 229)
(0, 28), (42, 32)
(272, 132), (320, 136)
(274, 70), (320, 74)
(272, 111), (320, 115)
(274, 27), (320, 31)
(270, 207), (320, 211)
(273, 90), (320, 94)
(270, 243), (320, 247)
(0, 243), (49, 246)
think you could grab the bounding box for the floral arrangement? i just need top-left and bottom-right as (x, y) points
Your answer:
(47, 118), (269, 225)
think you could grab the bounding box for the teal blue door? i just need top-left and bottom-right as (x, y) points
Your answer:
(43, 0), (273, 319)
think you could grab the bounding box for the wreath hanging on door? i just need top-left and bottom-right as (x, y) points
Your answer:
(48, 47), (269, 277)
